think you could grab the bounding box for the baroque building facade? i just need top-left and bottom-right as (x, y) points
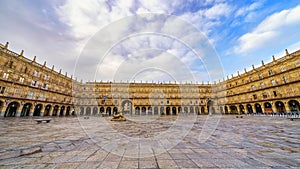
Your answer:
(0, 41), (299, 117)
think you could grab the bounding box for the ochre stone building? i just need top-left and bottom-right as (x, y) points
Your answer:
(0, 41), (299, 117)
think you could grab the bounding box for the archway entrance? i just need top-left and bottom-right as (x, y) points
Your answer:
(86, 107), (91, 116)
(113, 107), (118, 115)
(5, 101), (19, 117)
(53, 105), (59, 116)
(275, 101), (285, 113)
(288, 100), (300, 113)
(141, 107), (146, 115)
(255, 103), (263, 114)
(154, 107), (158, 115)
(160, 107), (164, 115)
(201, 106), (205, 114)
(229, 105), (238, 114)
(33, 104), (43, 116)
(20, 103), (32, 117)
(190, 107), (194, 114)
(239, 105), (245, 114)
(166, 107), (170, 115)
(121, 100), (132, 115)
(106, 107), (112, 116)
(224, 106), (228, 114)
(44, 105), (51, 116)
(79, 107), (84, 116)
(148, 107), (152, 115)
(135, 107), (140, 115)
(184, 107), (188, 113)
(172, 107), (177, 115)
(60, 106), (65, 116)
(178, 107), (182, 113)
(100, 107), (104, 113)
(264, 102), (273, 114)
(93, 107), (98, 115)
(246, 104), (253, 114)
(66, 106), (71, 116)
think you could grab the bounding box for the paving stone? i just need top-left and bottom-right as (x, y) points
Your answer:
(0, 116), (299, 168)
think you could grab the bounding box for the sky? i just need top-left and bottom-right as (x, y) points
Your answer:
(0, 0), (300, 83)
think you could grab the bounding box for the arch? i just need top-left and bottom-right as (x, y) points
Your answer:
(154, 107), (158, 115)
(141, 107), (146, 115)
(135, 107), (140, 115)
(246, 104), (253, 114)
(190, 107), (194, 114)
(275, 101), (285, 113)
(224, 106), (228, 114)
(20, 103), (32, 117)
(172, 107), (177, 115)
(113, 107), (118, 115)
(106, 107), (112, 116)
(184, 107), (188, 113)
(33, 104), (43, 116)
(86, 107), (91, 116)
(229, 105), (238, 114)
(93, 107), (98, 115)
(44, 104), (51, 116)
(239, 104), (245, 114)
(66, 106), (71, 116)
(178, 107), (182, 113)
(53, 105), (59, 116)
(160, 107), (164, 115)
(255, 103), (263, 114)
(201, 106), (205, 114)
(5, 101), (20, 117)
(0, 100), (3, 113)
(100, 107), (105, 113)
(218, 106), (223, 114)
(59, 106), (65, 116)
(121, 100), (132, 114)
(264, 102), (273, 114)
(288, 100), (300, 113)
(79, 107), (84, 116)
(207, 100), (214, 114)
(166, 107), (170, 115)
(148, 106), (152, 115)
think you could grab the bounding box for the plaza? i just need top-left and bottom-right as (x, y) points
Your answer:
(0, 115), (299, 169)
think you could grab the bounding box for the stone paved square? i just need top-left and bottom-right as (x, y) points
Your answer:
(0, 115), (299, 168)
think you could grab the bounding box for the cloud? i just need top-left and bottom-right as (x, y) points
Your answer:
(233, 5), (300, 55)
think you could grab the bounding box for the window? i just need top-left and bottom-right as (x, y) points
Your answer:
(251, 85), (255, 91)
(268, 70), (273, 75)
(273, 91), (277, 97)
(295, 59), (300, 67)
(167, 100), (169, 104)
(258, 74), (263, 79)
(3, 73), (9, 79)
(33, 70), (40, 77)
(27, 91), (35, 99)
(19, 77), (24, 83)
(249, 77), (253, 82)
(39, 94), (45, 100)
(283, 76), (287, 83)
(253, 94), (257, 100)
(0, 86), (5, 94)
(262, 92), (267, 98)
(44, 75), (50, 80)
(42, 83), (48, 89)
(280, 66), (285, 72)
(260, 82), (264, 88)
(271, 80), (276, 86)
(31, 80), (38, 87)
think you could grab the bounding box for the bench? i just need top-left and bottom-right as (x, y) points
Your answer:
(34, 118), (52, 123)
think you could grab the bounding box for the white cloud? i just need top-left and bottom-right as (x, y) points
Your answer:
(234, 5), (300, 55)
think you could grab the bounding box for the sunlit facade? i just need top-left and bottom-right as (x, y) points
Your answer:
(0, 41), (299, 117)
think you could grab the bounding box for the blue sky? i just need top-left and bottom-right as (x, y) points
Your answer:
(0, 0), (300, 83)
